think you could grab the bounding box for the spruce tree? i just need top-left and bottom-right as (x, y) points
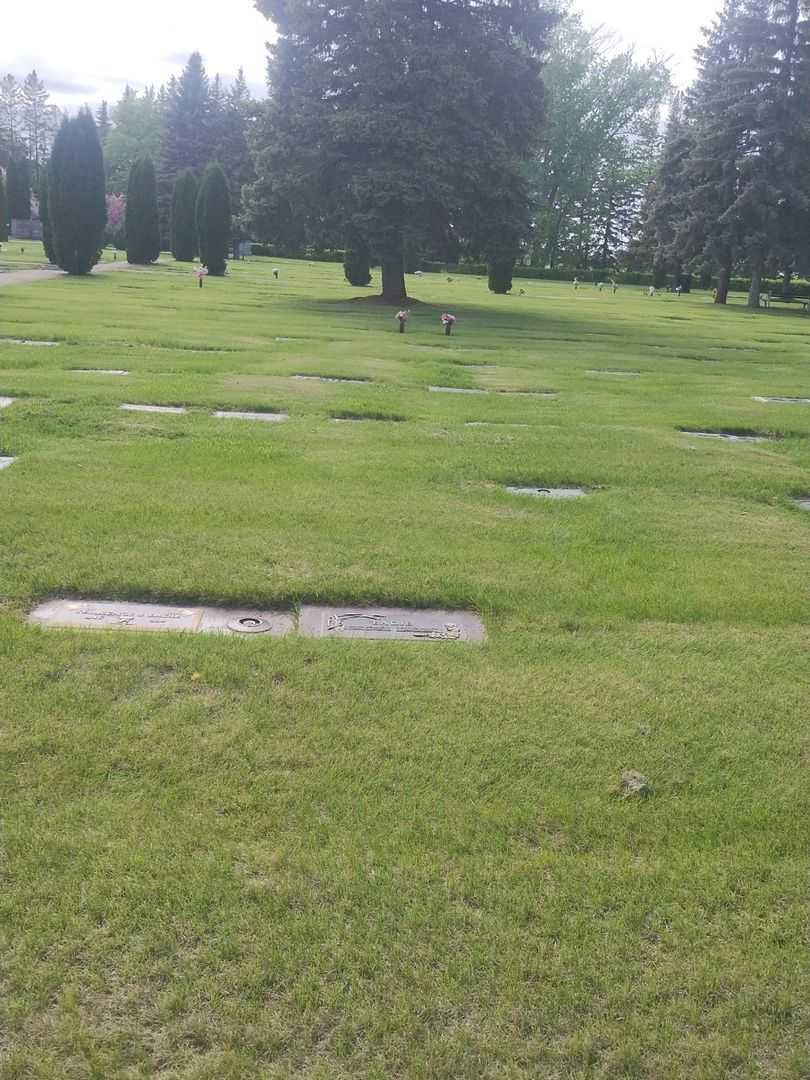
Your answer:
(171, 168), (198, 261)
(38, 168), (55, 261)
(196, 161), (230, 275)
(125, 154), (160, 264)
(0, 169), (8, 241)
(640, 94), (694, 289)
(158, 53), (212, 236)
(49, 110), (107, 275)
(253, 0), (554, 302)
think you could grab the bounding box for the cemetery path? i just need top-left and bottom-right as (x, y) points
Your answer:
(0, 261), (150, 288)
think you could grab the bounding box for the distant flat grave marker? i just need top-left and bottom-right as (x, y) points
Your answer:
(73, 368), (129, 375)
(465, 421), (530, 428)
(498, 390), (558, 398)
(0, 456), (17, 470)
(29, 599), (293, 636)
(429, 385), (488, 395)
(120, 403), (187, 414)
(505, 485), (586, 499)
(679, 428), (768, 443)
(292, 374), (370, 384)
(215, 410), (289, 423)
(792, 497), (810, 511)
(753, 395), (810, 404)
(586, 369), (641, 376)
(0, 397), (15, 409)
(299, 605), (485, 642)
(0, 338), (59, 347)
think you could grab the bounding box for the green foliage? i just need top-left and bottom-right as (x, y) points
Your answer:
(0, 168), (7, 241)
(125, 154), (160, 264)
(488, 257), (515, 294)
(171, 168), (198, 261)
(105, 86), (164, 195)
(344, 241), (371, 286)
(6, 157), (31, 219)
(252, 0), (554, 301)
(195, 161), (230, 275)
(38, 168), (55, 261)
(49, 109), (107, 275)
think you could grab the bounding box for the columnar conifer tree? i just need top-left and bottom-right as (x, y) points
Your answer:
(196, 161), (230, 275)
(0, 168), (8, 240)
(7, 157), (31, 219)
(171, 168), (199, 260)
(49, 110), (107, 275)
(125, 154), (161, 264)
(251, 0), (554, 303)
(38, 168), (55, 260)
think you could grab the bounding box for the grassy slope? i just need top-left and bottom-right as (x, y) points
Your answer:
(0, 248), (808, 1078)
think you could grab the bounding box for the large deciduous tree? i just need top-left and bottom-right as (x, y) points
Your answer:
(49, 110), (107, 275)
(196, 161), (230, 275)
(125, 153), (161, 264)
(250, 0), (555, 303)
(105, 86), (164, 195)
(171, 168), (199, 260)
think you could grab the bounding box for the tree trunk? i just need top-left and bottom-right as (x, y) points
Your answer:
(747, 263), (762, 308)
(715, 262), (731, 305)
(381, 255), (407, 304)
(781, 264), (792, 299)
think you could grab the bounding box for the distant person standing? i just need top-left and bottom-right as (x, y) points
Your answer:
(196, 265), (208, 289)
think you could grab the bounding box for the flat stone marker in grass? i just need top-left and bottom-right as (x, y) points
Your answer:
(73, 369), (129, 375)
(299, 605), (486, 642)
(497, 390), (558, 398)
(293, 374), (370, 384)
(679, 429), (768, 442)
(429, 385), (488, 395)
(120, 403), (187, 414)
(505, 485), (586, 499)
(0, 338), (59, 346)
(465, 421), (530, 428)
(752, 395), (810, 404)
(0, 456), (17, 470)
(792, 497), (810, 511)
(586, 369), (642, 376)
(0, 397), (15, 409)
(215, 410), (289, 423)
(29, 599), (293, 636)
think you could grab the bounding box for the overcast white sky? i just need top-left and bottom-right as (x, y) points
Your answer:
(4, 0), (709, 111)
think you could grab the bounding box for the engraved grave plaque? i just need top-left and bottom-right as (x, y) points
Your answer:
(74, 369), (129, 375)
(679, 429), (766, 442)
(30, 599), (294, 636)
(299, 605), (485, 642)
(199, 608), (293, 636)
(214, 410), (289, 422)
(505, 485), (586, 499)
(429, 385), (488, 395)
(752, 395), (810, 404)
(292, 374), (369, 384)
(120, 403), (187, 414)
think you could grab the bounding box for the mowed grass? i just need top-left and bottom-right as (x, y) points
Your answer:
(1, 248), (809, 1078)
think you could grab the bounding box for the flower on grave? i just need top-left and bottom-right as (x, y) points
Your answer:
(441, 313), (456, 325)
(395, 310), (410, 322)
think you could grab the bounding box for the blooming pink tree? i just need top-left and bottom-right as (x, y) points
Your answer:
(106, 193), (126, 229)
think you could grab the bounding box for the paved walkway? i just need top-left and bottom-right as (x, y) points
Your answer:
(0, 261), (148, 288)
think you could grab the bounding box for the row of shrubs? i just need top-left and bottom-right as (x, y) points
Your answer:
(248, 246), (810, 298)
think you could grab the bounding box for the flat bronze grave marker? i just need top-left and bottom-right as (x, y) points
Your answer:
(73, 369), (129, 375)
(429, 385), (488, 395)
(0, 338), (59, 346)
(586, 369), (641, 376)
(292, 375), (369, 384)
(680, 429), (766, 442)
(29, 599), (293, 636)
(120, 403), (187, 414)
(215, 410), (289, 422)
(497, 390), (558, 398)
(0, 456), (17, 470)
(505, 485), (586, 499)
(299, 605), (485, 642)
(0, 397), (15, 409)
(753, 395), (810, 404)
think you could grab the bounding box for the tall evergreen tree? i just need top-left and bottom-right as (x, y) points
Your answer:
(171, 168), (198, 260)
(21, 71), (50, 184)
(38, 167), (55, 261)
(0, 168), (8, 241)
(6, 157), (31, 219)
(125, 153), (160, 264)
(49, 110), (107, 275)
(96, 100), (111, 146)
(158, 53), (211, 235)
(0, 75), (22, 158)
(196, 161), (230, 275)
(252, 0), (554, 302)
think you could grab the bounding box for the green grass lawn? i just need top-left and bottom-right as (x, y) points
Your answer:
(1, 252), (808, 1078)
(0, 239), (118, 273)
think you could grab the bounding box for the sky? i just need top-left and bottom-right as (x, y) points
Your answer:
(4, 0), (710, 111)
